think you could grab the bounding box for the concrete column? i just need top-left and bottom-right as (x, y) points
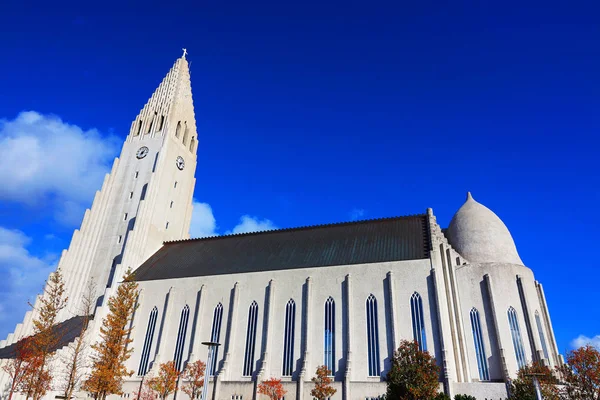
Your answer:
(447, 252), (470, 382)
(150, 287), (176, 372)
(297, 276), (312, 400)
(484, 274), (510, 380)
(431, 267), (452, 397)
(214, 282), (240, 400)
(517, 275), (543, 363)
(386, 272), (398, 352)
(536, 281), (561, 367)
(255, 279), (275, 400)
(343, 274), (352, 400)
(188, 285), (205, 363)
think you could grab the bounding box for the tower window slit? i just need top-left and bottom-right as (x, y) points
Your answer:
(165, 221), (169, 229)
(411, 292), (427, 351)
(470, 308), (490, 381)
(282, 299), (296, 376)
(136, 120), (142, 136)
(129, 191), (133, 199)
(170, 201), (174, 209)
(123, 213), (128, 221)
(159, 115), (165, 131)
(243, 301), (258, 377)
(174, 181), (177, 189)
(135, 171), (139, 179)
(117, 235), (122, 244)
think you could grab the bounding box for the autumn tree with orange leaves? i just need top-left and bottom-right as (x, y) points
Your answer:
(257, 377), (286, 400)
(83, 269), (139, 400)
(2, 337), (35, 400)
(135, 381), (157, 400)
(558, 344), (600, 400)
(385, 339), (439, 400)
(181, 360), (206, 399)
(21, 268), (68, 400)
(310, 365), (336, 400)
(146, 361), (180, 400)
(510, 361), (559, 400)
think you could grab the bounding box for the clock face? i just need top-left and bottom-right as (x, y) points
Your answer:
(136, 146), (149, 159)
(176, 156), (185, 170)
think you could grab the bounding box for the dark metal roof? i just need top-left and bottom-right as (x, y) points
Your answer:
(133, 214), (431, 282)
(0, 315), (91, 359)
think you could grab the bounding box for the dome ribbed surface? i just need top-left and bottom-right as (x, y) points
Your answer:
(446, 192), (523, 265)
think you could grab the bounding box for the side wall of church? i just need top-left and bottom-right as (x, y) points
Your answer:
(122, 258), (438, 400)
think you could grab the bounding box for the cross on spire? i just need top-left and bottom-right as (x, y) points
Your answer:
(182, 48), (188, 58)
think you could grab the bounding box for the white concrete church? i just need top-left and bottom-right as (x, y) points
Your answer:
(0, 53), (562, 400)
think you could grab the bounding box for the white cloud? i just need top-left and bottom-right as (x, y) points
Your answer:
(228, 215), (277, 235)
(571, 334), (600, 350)
(189, 201), (218, 238)
(0, 111), (119, 226)
(0, 226), (55, 339)
(349, 208), (365, 220)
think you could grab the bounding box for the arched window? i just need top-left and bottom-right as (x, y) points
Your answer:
(366, 294), (380, 376)
(411, 292), (427, 352)
(208, 303), (223, 376)
(282, 299), (296, 376)
(470, 308), (489, 381)
(189, 136), (196, 152)
(243, 301), (259, 377)
(137, 306), (158, 376)
(173, 305), (190, 371)
(175, 121), (182, 138)
(508, 306), (527, 369)
(183, 122), (189, 145)
(324, 297), (335, 375)
(535, 311), (549, 360)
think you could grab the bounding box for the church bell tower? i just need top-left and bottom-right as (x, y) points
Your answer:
(0, 53), (199, 344)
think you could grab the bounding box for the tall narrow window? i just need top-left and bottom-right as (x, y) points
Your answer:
(124, 213), (128, 221)
(190, 136), (196, 152)
(243, 301), (259, 377)
(324, 297), (335, 375)
(411, 292), (427, 352)
(170, 201), (174, 209)
(136, 120), (143, 136)
(173, 305), (190, 371)
(138, 307), (158, 375)
(282, 299), (296, 376)
(208, 303), (223, 376)
(366, 294), (380, 376)
(535, 311), (549, 360)
(508, 306), (527, 369)
(470, 308), (489, 381)
(129, 191), (133, 199)
(159, 115), (165, 131)
(175, 121), (182, 138)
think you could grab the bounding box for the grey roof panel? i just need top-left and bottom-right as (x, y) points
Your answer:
(133, 214), (430, 282)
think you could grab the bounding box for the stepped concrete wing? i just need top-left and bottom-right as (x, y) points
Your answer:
(446, 192), (524, 265)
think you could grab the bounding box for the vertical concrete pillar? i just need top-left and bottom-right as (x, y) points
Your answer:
(343, 274), (352, 400)
(188, 284), (205, 363)
(484, 274), (510, 380)
(517, 275), (543, 363)
(255, 279), (275, 400)
(536, 281), (561, 367)
(214, 282), (239, 400)
(431, 267), (452, 397)
(447, 251), (470, 382)
(297, 277), (312, 400)
(386, 271), (398, 352)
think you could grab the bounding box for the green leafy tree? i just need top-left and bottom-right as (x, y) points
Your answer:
(385, 339), (440, 400)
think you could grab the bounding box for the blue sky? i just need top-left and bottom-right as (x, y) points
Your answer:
(0, 1), (598, 353)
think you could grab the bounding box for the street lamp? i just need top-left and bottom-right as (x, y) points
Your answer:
(525, 372), (545, 400)
(201, 341), (221, 400)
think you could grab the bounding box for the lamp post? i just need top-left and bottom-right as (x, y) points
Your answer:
(525, 372), (545, 400)
(201, 341), (221, 400)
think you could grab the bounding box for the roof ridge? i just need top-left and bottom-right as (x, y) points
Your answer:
(166, 212), (427, 245)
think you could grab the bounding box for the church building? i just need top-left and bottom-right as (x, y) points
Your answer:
(0, 54), (562, 400)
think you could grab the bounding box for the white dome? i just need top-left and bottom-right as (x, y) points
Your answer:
(446, 192), (523, 265)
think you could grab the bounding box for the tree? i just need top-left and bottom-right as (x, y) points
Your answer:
(83, 269), (139, 400)
(557, 344), (600, 400)
(2, 338), (34, 400)
(257, 377), (286, 400)
(509, 361), (559, 400)
(310, 365), (337, 400)
(385, 339), (440, 400)
(181, 360), (206, 399)
(22, 268), (68, 400)
(147, 361), (180, 400)
(61, 279), (96, 400)
(135, 381), (157, 400)
(454, 395), (476, 400)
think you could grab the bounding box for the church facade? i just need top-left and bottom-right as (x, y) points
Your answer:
(0, 54), (561, 400)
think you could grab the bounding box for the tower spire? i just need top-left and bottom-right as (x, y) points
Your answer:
(129, 53), (196, 141)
